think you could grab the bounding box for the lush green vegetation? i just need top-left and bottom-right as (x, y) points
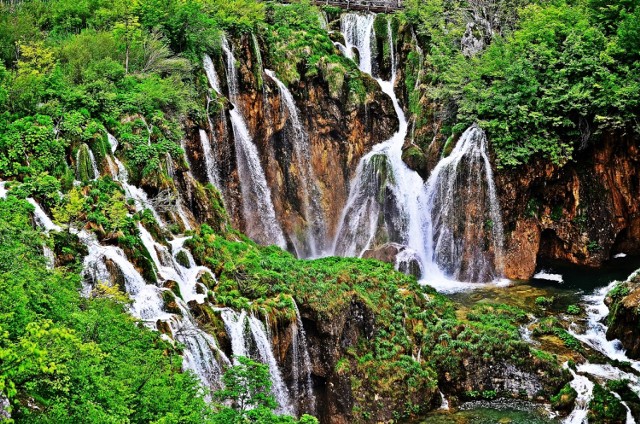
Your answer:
(212, 356), (318, 424)
(402, 0), (640, 167)
(0, 196), (209, 422)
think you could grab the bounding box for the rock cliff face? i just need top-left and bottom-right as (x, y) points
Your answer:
(497, 132), (640, 279)
(606, 271), (640, 359)
(182, 34), (398, 251)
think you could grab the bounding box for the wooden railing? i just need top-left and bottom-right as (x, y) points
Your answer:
(283, 0), (404, 12)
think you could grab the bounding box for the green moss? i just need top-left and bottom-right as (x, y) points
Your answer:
(588, 383), (626, 423)
(175, 250), (190, 268)
(76, 143), (96, 182)
(551, 382), (578, 412)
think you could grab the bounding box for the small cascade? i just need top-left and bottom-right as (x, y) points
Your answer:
(107, 133), (119, 154)
(318, 11), (329, 30)
(265, 69), (327, 257)
(0, 182), (6, 199)
(290, 301), (316, 414)
(76, 228), (229, 391)
(220, 36), (286, 248)
(333, 15), (428, 272)
(423, 125), (505, 283)
(26, 198), (60, 269)
(198, 128), (220, 187)
(568, 279), (640, 370)
(108, 134), (164, 227)
(76, 144), (100, 181)
(27, 198), (62, 233)
(438, 390), (450, 411)
(340, 13), (375, 73)
(219, 309), (294, 414)
(563, 366), (594, 424)
(203, 54), (221, 93)
(137, 224), (211, 304)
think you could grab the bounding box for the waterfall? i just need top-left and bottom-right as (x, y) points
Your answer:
(340, 13), (375, 73)
(198, 128), (220, 187)
(290, 301), (316, 414)
(108, 134), (165, 227)
(563, 366), (594, 424)
(26, 198), (60, 269)
(333, 14), (428, 270)
(137, 224), (213, 304)
(76, 228), (229, 391)
(219, 308), (294, 414)
(423, 124), (505, 283)
(334, 13), (507, 284)
(204, 54), (221, 93)
(265, 69), (327, 257)
(219, 36), (286, 248)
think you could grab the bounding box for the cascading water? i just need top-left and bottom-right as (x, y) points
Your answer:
(219, 309), (294, 414)
(198, 128), (220, 187)
(340, 13), (375, 74)
(290, 301), (316, 414)
(563, 365), (594, 424)
(219, 36), (286, 248)
(332, 14), (428, 269)
(107, 134), (165, 227)
(77, 227), (229, 392)
(423, 124), (505, 283)
(265, 69), (327, 257)
(334, 13), (506, 284)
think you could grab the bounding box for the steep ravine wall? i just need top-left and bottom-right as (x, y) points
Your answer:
(183, 33), (398, 251)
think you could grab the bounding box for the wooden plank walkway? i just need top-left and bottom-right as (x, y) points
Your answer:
(281, 0), (404, 12)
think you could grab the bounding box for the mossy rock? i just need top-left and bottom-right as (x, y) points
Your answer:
(76, 143), (96, 182)
(197, 271), (217, 290)
(401, 144), (428, 178)
(175, 250), (190, 268)
(161, 290), (182, 315)
(551, 382), (577, 413)
(588, 383), (626, 423)
(163, 280), (183, 299)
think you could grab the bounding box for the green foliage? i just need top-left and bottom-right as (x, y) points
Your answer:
(535, 296), (554, 307)
(0, 195), (209, 422)
(402, 0), (640, 167)
(551, 382), (577, 411)
(212, 356), (318, 423)
(566, 304), (581, 315)
(608, 283), (630, 301)
(588, 383), (626, 423)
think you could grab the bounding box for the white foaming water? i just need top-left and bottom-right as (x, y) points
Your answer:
(334, 14), (505, 286)
(108, 139), (164, 227)
(340, 13), (375, 74)
(203, 54), (221, 93)
(562, 271), (640, 422)
(568, 280), (640, 370)
(76, 144), (100, 180)
(265, 69), (327, 257)
(291, 301), (316, 414)
(333, 16), (427, 267)
(438, 390), (450, 411)
(76, 228), (229, 391)
(615, 253), (628, 259)
(198, 128), (220, 187)
(219, 309), (294, 414)
(563, 365), (594, 424)
(220, 36), (286, 248)
(423, 124), (506, 283)
(137, 224), (210, 304)
(533, 270), (564, 283)
(107, 133), (119, 154)
(27, 199), (62, 233)
(0, 182), (6, 199)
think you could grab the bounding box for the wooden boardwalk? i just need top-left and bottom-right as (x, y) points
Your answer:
(283, 0), (404, 12)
